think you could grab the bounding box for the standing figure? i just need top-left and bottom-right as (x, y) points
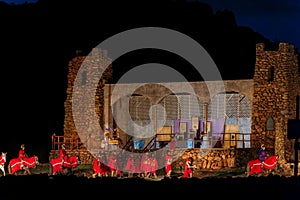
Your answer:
(126, 154), (135, 178)
(92, 155), (101, 178)
(108, 152), (118, 177)
(19, 144), (28, 169)
(149, 152), (158, 179)
(59, 144), (67, 167)
(183, 152), (195, 178)
(140, 152), (151, 178)
(92, 154), (108, 178)
(165, 151), (173, 178)
(104, 130), (110, 150)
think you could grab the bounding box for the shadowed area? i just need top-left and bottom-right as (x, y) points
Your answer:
(0, 174), (299, 199)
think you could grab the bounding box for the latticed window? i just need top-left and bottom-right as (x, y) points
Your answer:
(225, 93), (238, 120)
(129, 95), (151, 126)
(208, 93), (225, 119)
(161, 94), (178, 122)
(208, 92), (252, 148)
(239, 94), (251, 118)
(128, 93), (204, 127)
(208, 93), (251, 120)
(161, 93), (203, 121)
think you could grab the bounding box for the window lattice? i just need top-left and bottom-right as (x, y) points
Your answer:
(225, 94), (238, 119)
(158, 94), (203, 121)
(190, 95), (203, 119)
(208, 94), (225, 119)
(163, 95), (178, 120)
(208, 93), (251, 120)
(177, 95), (202, 120)
(178, 95), (190, 120)
(129, 93), (252, 125)
(239, 95), (251, 118)
(129, 96), (151, 125)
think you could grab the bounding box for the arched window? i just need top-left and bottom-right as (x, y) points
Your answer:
(81, 71), (87, 86)
(266, 117), (275, 131)
(268, 66), (275, 82)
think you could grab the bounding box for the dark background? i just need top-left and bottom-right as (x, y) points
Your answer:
(0, 0), (298, 163)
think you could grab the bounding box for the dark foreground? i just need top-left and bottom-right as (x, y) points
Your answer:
(0, 174), (299, 199)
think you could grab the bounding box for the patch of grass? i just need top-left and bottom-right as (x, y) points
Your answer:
(29, 163), (50, 174)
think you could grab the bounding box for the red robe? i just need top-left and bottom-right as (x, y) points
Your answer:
(165, 155), (173, 174)
(108, 155), (117, 172)
(126, 157), (136, 173)
(18, 149), (25, 159)
(59, 149), (66, 159)
(140, 154), (151, 172)
(183, 157), (193, 178)
(93, 158), (101, 174)
(150, 156), (158, 173)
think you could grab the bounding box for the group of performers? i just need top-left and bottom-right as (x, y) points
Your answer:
(11, 141), (270, 178)
(91, 150), (197, 179)
(92, 151), (161, 178)
(4, 142), (194, 177)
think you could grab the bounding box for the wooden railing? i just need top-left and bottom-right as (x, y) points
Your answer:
(51, 134), (84, 150)
(51, 132), (258, 151)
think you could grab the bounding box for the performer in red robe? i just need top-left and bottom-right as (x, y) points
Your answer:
(140, 152), (151, 177)
(126, 154), (135, 177)
(183, 153), (195, 178)
(92, 156), (101, 178)
(150, 153), (158, 178)
(18, 144), (27, 168)
(165, 151), (173, 177)
(59, 144), (67, 167)
(108, 152), (118, 177)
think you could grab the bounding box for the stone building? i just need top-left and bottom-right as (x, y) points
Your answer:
(58, 42), (300, 169)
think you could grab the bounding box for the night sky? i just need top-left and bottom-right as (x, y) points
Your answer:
(198, 0), (300, 51)
(2, 0), (299, 49)
(0, 0), (299, 163)
(0, 0), (37, 3)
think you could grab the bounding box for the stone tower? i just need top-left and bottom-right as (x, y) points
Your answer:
(63, 48), (112, 151)
(252, 43), (300, 162)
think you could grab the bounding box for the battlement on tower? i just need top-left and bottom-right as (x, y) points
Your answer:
(256, 42), (298, 55)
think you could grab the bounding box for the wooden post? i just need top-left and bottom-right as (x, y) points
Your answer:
(295, 140), (299, 177)
(154, 105), (157, 136)
(203, 103), (208, 134)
